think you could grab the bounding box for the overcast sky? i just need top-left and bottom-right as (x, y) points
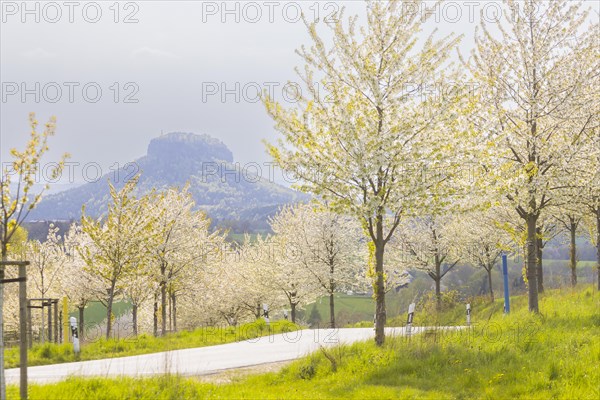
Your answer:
(1, 1), (598, 187)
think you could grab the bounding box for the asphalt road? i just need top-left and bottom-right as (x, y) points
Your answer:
(6, 326), (447, 384)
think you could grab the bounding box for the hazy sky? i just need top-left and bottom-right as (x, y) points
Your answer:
(1, 1), (598, 187)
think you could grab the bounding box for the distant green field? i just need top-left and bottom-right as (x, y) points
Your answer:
(507, 258), (597, 270)
(302, 293), (375, 326)
(540, 259), (596, 269)
(504, 258), (597, 287)
(226, 232), (268, 244)
(68, 301), (132, 326)
(302, 292), (413, 326)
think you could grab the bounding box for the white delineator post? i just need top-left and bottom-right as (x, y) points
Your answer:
(69, 316), (80, 354)
(466, 304), (471, 327)
(263, 304), (269, 325)
(406, 303), (415, 338)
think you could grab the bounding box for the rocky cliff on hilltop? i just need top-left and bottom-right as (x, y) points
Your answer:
(28, 132), (307, 231)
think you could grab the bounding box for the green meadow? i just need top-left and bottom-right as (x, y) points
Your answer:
(9, 285), (598, 399)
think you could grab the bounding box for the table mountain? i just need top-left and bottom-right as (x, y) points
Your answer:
(28, 132), (308, 231)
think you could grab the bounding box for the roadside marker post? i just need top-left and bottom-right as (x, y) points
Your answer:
(70, 317), (80, 354)
(466, 304), (471, 326)
(406, 303), (415, 338)
(502, 254), (510, 314)
(263, 304), (269, 325)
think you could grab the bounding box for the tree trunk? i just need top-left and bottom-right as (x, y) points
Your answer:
(526, 76), (540, 310)
(54, 301), (59, 344)
(329, 291), (335, 329)
(329, 276), (335, 328)
(106, 282), (116, 339)
(435, 258), (442, 311)
(41, 304), (45, 343)
(225, 313), (237, 326)
(0, 243), (8, 399)
(525, 214), (539, 312)
(171, 292), (177, 332)
(48, 303), (52, 342)
(153, 295), (158, 337)
(27, 303), (33, 348)
(132, 304), (138, 336)
(78, 306), (85, 341)
(569, 217), (577, 287)
(290, 302), (297, 323)
(374, 217), (386, 346)
(1, 245), (7, 399)
(536, 227), (544, 293)
(168, 292), (172, 332)
(160, 264), (167, 336)
(227, 309), (238, 327)
(487, 267), (494, 302)
(256, 302), (261, 320)
(596, 211), (600, 291)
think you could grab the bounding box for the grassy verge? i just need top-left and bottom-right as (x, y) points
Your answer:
(9, 286), (599, 399)
(4, 319), (299, 369)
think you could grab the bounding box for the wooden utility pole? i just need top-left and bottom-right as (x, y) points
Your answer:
(62, 298), (69, 345)
(27, 300), (33, 349)
(18, 263), (27, 399)
(53, 300), (59, 343)
(0, 261), (30, 400)
(47, 300), (53, 343)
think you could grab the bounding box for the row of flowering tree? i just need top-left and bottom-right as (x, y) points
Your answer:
(263, 0), (599, 345)
(2, 171), (376, 338)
